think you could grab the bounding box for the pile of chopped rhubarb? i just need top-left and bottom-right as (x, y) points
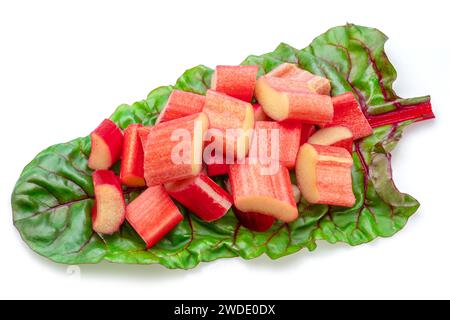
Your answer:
(86, 63), (417, 248)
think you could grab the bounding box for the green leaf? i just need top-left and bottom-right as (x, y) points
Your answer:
(12, 24), (430, 268)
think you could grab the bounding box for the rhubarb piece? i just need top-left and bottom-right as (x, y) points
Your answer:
(300, 123), (316, 146)
(367, 98), (434, 128)
(126, 185), (183, 248)
(156, 90), (205, 124)
(204, 148), (228, 176)
(165, 173), (233, 222)
(255, 76), (333, 124)
(203, 90), (254, 158)
(250, 121), (301, 169)
(327, 92), (373, 140)
(252, 104), (270, 121)
(296, 143), (355, 207)
(88, 119), (123, 170)
(308, 126), (354, 153)
(144, 113), (209, 186)
(229, 162), (298, 222)
(92, 170), (126, 234)
(206, 163), (228, 176)
(224, 178), (275, 232)
(267, 63), (308, 79)
(211, 65), (258, 102)
(258, 76), (314, 93)
(267, 63), (331, 95)
(137, 126), (151, 149)
(234, 210), (275, 232)
(120, 124), (146, 187)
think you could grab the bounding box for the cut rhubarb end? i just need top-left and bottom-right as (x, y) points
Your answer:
(156, 90), (205, 124)
(254, 77), (293, 121)
(308, 126), (354, 153)
(234, 209), (275, 232)
(144, 113), (209, 186)
(367, 99), (434, 128)
(266, 63), (331, 95)
(126, 185), (183, 249)
(88, 119), (123, 170)
(165, 173), (233, 222)
(120, 124), (146, 187)
(211, 65), (258, 102)
(327, 92), (373, 140)
(203, 90), (255, 159)
(92, 170), (126, 234)
(250, 121), (301, 169)
(296, 143), (355, 207)
(121, 175), (146, 188)
(229, 162), (298, 222)
(255, 76), (333, 124)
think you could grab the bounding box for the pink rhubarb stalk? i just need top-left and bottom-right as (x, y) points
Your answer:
(143, 113), (209, 186)
(88, 119), (124, 170)
(211, 65), (259, 102)
(367, 98), (434, 128)
(296, 143), (355, 207)
(255, 76), (333, 124)
(165, 173), (233, 222)
(229, 162), (298, 222)
(266, 63), (331, 95)
(326, 92), (373, 140)
(92, 170), (126, 234)
(203, 90), (254, 159)
(250, 121), (301, 169)
(234, 210), (276, 232)
(126, 185), (183, 249)
(156, 90), (205, 124)
(120, 124), (146, 187)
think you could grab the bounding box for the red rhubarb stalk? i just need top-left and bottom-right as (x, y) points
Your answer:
(88, 119), (124, 170)
(367, 99), (434, 128)
(143, 113), (209, 186)
(224, 178), (276, 232)
(205, 149), (228, 177)
(203, 90), (255, 159)
(234, 210), (276, 232)
(255, 76), (333, 124)
(327, 92), (373, 140)
(137, 126), (151, 149)
(207, 163), (229, 176)
(165, 173), (233, 222)
(211, 65), (259, 102)
(92, 170), (126, 234)
(299, 123), (316, 146)
(250, 121), (301, 169)
(229, 162), (298, 222)
(126, 185), (183, 248)
(296, 144), (355, 207)
(120, 124), (146, 187)
(266, 63), (331, 95)
(308, 126), (354, 153)
(156, 90), (205, 124)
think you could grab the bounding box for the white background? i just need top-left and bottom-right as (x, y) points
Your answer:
(1, 0), (449, 300)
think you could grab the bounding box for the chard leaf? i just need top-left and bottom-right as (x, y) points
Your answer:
(12, 24), (432, 268)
